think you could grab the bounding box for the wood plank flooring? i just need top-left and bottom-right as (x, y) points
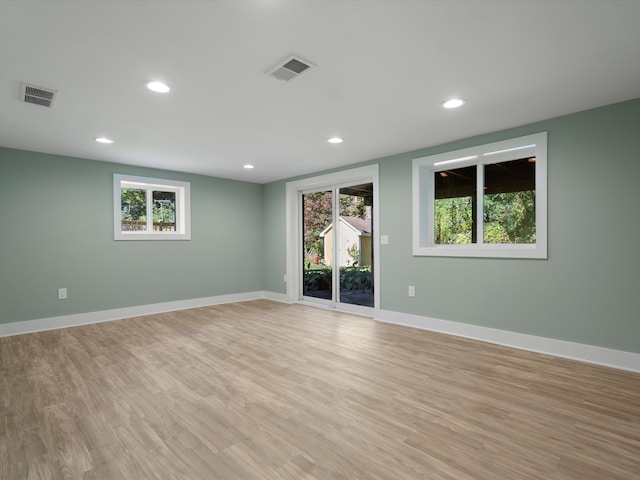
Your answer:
(1, 300), (639, 479)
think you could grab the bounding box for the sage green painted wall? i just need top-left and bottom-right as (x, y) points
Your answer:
(0, 148), (264, 324)
(3, 99), (639, 354)
(262, 181), (287, 294)
(263, 98), (640, 353)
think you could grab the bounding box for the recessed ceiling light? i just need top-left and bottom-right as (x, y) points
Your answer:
(145, 81), (171, 93)
(327, 137), (343, 144)
(442, 98), (465, 109)
(95, 137), (114, 144)
(243, 164), (255, 169)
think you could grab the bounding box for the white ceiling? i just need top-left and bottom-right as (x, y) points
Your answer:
(1, 1), (639, 184)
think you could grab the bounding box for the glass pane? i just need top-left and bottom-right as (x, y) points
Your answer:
(152, 191), (176, 232)
(338, 183), (374, 307)
(434, 165), (476, 244)
(302, 191), (333, 300)
(121, 188), (147, 231)
(484, 158), (536, 244)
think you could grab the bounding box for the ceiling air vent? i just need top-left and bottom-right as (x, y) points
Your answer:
(21, 83), (58, 108)
(267, 55), (315, 82)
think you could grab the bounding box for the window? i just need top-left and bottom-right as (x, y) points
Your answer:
(113, 174), (191, 240)
(413, 132), (547, 258)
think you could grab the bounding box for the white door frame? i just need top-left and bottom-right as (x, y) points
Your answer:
(285, 164), (380, 315)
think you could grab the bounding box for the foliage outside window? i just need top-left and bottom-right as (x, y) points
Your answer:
(412, 132), (547, 258)
(301, 191), (366, 266)
(113, 174), (190, 240)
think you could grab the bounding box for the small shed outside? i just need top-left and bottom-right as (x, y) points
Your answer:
(320, 216), (372, 266)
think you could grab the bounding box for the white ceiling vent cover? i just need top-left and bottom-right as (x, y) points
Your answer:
(21, 83), (58, 108)
(267, 55), (315, 82)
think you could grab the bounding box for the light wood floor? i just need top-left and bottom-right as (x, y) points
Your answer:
(1, 300), (639, 479)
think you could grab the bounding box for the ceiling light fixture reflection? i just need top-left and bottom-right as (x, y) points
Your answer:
(483, 144), (535, 156)
(433, 155), (477, 166)
(243, 164), (255, 169)
(327, 137), (343, 144)
(145, 81), (171, 93)
(95, 137), (114, 144)
(442, 98), (465, 109)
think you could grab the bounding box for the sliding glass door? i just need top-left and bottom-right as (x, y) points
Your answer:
(337, 183), (373, 307)
(301, 190), (333, 301)
(300, 182), (374, 309)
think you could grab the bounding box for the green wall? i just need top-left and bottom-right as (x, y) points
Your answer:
(263, 98), (640, 354)
(2, 99), (639, 354)
(262, 181), (287, 294)
(0, 148), (264, 324)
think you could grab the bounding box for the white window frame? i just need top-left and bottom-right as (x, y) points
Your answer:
(285, 164), (380, 313)
(113, 173), (191, 241)
(412, 132), (547, 258)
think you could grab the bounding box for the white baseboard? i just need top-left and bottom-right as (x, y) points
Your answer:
(262, 291), (292, 304)
(3, 294), (638, 373)
(0, 291), (266, 338)
(375, 309), (640, 373)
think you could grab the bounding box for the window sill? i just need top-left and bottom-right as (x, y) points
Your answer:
(114, 232), (191, 241)
(413, 243), (546, 259)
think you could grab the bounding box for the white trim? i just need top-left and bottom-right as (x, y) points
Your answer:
(3, 295), (637, 373)
(0, 291), (265, 338)
(412, 132), (547, 259)
(375, 309), (640, 373)
(114, 173), (191, 241)
(285, 165), (380, 307)
(263, 291), (293, 304)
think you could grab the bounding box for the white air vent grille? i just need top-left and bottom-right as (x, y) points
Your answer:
(267, 55), (315, 83)
(21, 83), (58, 108)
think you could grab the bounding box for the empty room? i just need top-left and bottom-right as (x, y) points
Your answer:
(1, 1), (639, 479)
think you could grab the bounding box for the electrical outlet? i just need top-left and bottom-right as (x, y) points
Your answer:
(58, 288), (68, 300)
(408, 285), (415, 297)
(381, 235), (389, 245)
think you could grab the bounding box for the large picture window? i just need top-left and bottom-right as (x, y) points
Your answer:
(413, 132), (547, 258)
(113, 174), (191, 241)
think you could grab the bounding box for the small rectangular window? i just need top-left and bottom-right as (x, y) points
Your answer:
(114, 174), (190, 241)
(413, 133), (547, 258)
